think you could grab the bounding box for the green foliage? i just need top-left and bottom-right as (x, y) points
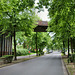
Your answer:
(49, 0), (75, 51)
(15, 31), (52, 52)
(36, 0), (75, 51)
(16, 49), (29, 56)
(16, 45), (23, 49)
(1, 55), (13, 63)
(49, 33), (63, 50)
(1, 55), (13, 58)
(12, 44), (32, 56)
(48, 0), (75, 39)
(0, 0), (37, 60)
(31, 32), (52, 50)
(0, 0), (36, 36)
(68, 53), (75, 63)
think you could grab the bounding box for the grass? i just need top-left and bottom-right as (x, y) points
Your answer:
(61, 53), (64, 56)
(62, 55), (75, 75)
(30, 53), (36, 55)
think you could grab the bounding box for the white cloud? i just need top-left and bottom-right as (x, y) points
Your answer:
(35, 0), (50, 21)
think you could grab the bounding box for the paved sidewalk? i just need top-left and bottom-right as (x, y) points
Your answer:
(0, 54), (37, 68)
(17, 54), (36, 59)
(0, 54), (36, 65)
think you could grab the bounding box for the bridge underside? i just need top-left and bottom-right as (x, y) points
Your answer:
(34, 21), (48, 32)
(34, 26), (47, 32)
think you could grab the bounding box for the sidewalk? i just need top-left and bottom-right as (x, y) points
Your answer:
(0, 54), (37, 68)
(17, 54), (36, 59)
(62, 55), (75, 75)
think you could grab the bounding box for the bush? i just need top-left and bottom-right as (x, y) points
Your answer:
(16, 45), (23, 49)
(1, 55), (13, 64)
(16, 49), (29, 56)
(1, 55), (13, 58)
(41, 52), (44, 55)
(38, 51), (44, 56)
(69, 56), (73, 62)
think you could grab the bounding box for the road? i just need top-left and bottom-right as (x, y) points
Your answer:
(0, 51), (64, 75)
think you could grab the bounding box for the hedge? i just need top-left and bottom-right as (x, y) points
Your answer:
(1, 55), (13, 64)
(16, 49), (29, 56)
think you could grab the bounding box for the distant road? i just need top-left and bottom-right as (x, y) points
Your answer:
(0, 51), (64, 75)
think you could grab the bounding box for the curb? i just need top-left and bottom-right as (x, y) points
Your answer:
(62, 60), (71, 75)
(61, 57), (68, 75)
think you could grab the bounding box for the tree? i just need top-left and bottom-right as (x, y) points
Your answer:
(37, 0), (75, 56)
(30, 32), (52, 55)
(0, 0), (36, 60)
(15, 31), (52, 56)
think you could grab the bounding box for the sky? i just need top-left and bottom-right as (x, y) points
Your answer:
(35, 0), (50, 21)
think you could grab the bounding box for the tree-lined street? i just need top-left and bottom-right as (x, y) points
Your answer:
(0, 0), (75, 75)
(0, 51), (64, 75)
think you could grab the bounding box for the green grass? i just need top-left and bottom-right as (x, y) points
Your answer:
(61, 53), (64, 56)
(63, 56), (75, 75)
(30, 53), (36, 55)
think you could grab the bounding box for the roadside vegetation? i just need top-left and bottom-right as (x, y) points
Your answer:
(12, 45), (36, 56)
(62, 55), (75, 75)
(13, 32), (52, 56)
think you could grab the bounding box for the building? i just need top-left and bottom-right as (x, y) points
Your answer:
(0, 34), (12, 57)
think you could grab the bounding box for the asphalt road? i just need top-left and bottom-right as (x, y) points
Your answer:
(0, 51), (64, 75)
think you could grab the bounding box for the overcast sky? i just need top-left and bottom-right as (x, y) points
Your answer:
(35, 0), (49, 21)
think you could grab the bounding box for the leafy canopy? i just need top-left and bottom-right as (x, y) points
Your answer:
(0, 0), (36, 36)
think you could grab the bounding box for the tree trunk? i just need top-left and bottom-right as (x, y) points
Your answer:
(73, 38), (75, 53)
(68, 38), (70, 58)
(10, 35), (12, 55)
(1, 35), (3, 57)
(14, 27), (17, 60)
(3, 34), (6, 55)
(36, 32), (38, 56)
(63, 41), (65, 55)
(71, 38), (73, 54)
(23, 41), (25, 48)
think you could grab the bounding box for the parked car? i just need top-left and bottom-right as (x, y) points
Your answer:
(49, 50), (53, 53)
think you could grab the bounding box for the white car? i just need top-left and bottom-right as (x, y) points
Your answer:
(49, 50), (53, 53)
